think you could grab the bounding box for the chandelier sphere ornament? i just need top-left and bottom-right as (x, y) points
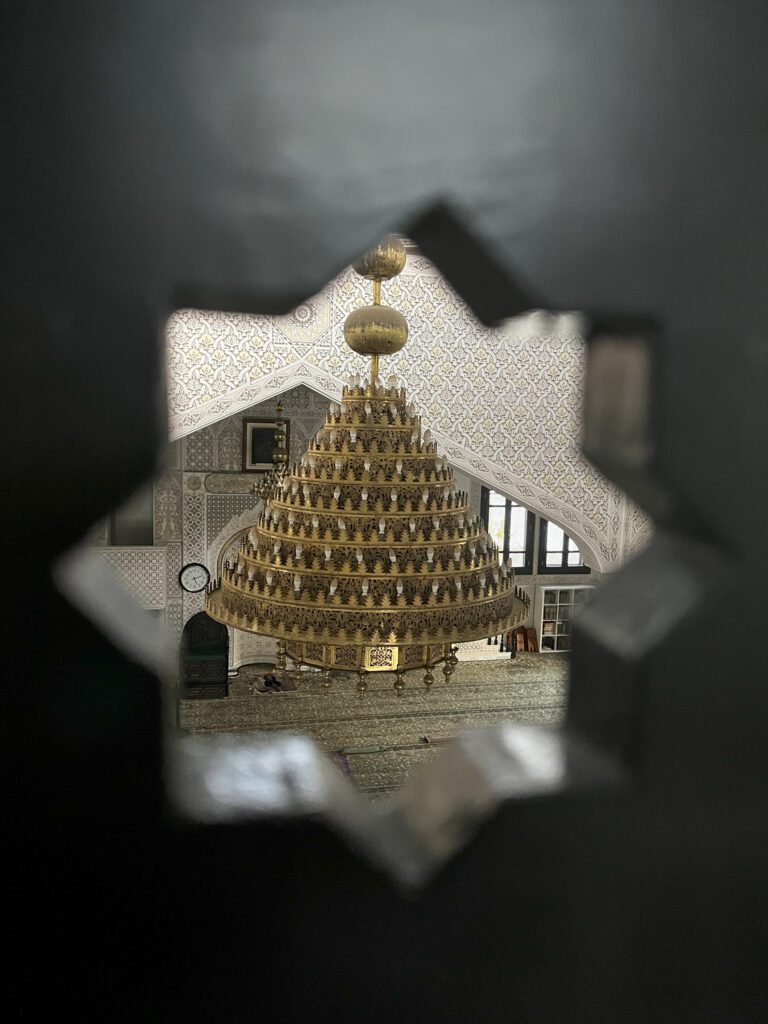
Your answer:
(206, 239), (530, 694)
(351, 233), (407, 281)
(343, 304), (408, 357)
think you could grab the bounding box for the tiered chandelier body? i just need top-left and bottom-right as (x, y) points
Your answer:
(205, 236), (529, 693)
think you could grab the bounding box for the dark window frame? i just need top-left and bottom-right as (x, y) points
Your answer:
(537, 518), (591, 574)
(480, 486), (535, 575)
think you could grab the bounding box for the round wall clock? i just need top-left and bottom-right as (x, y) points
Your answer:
(178, 562), (211, 593)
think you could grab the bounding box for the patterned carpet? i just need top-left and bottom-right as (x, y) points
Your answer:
(180, 654), (569, 796)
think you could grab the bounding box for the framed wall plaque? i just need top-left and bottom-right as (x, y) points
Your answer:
(242, 418), (290, 472)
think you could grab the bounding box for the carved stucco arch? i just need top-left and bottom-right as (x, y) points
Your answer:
(206, 505), (263, 580)
(183, 365), (608, 572)
(166, 259), (634, 571)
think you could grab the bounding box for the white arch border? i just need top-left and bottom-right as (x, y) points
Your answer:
(176, 360), (612, 573)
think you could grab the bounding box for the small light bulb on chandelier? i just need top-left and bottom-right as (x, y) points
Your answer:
(396, 459), (403, 475)
(389, 549), (397, 563)
(364, 458), (371, 472)
(411, 430), (418, 443)
(432, 516), (440, 530)
(431, 581), (439, 595)
(387, 373), (397, 389)
(424, 429), (432, 444)
(329, 578), (338, 595)
(350, 428), (357, 443)
(361, 487), (368, 502)
(454, 547), (462, 562)
(390, 489), (398, 503)
(338, 518), (346, 532)
(330, 401), (339, 416)
(324, 546), (332, 561)
(291, 482), (299, 495)
(435, 457), (442, 471)
(312, 514), (319, 529)
(389, 402), (398, 418)
(334, 457), (343, 471)
(364, 401), (372, 416)
(479, 576), (486, 589)
(271, 508), (280, 522)
(396, 580), (404, 595)
(265, 570), (274, 586)
(273, 540), (282, 554)
(302, 484), (310, 498)
(407, 402), (415, 417)
(333, 485), (341, 501)
(340, 401), (347, 414)
(361, 581), (369, 597)
(330, 429), (337, 443)
(295, 543), (303, 558)
(422, 489), (429, 505)
(458, 514), (465, 528)
(456, 579), (462, 592)
(427, 547), (434, 563)
(409, 517), (416, 532)
(294, 575), (302, 592)
(379, 518), (386, 535)
(356, 549), (364, 564)
(442, 456), (448, 471)
(288, 511), (296, 526)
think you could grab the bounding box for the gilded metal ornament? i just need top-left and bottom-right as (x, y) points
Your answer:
(205, 239), (530, 690)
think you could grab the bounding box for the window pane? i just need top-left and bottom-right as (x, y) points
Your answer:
(508, 506), (527, 550)
(510, 552), (525, 567)
(546, 523), (564, 552)
(489, 490), (506, 506)
(488, 506), (506, 548)
(567, 551), (583, 566)
(546, 551), (563, 567)
(568, 537), (580, 551)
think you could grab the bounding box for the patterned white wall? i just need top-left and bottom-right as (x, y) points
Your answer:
(166, 254), (650, 571)
(95, 547), (167, 609)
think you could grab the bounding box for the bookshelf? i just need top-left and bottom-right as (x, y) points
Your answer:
(539, 585), (594, 652)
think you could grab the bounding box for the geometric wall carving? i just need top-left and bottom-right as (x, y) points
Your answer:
(95, 547), (167, 609)
(166, 255), (651, 571)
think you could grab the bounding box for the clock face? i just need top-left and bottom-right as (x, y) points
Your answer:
(179, 563), (210, 593)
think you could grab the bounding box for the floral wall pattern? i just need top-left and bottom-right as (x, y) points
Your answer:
(166, 253), (651, 571)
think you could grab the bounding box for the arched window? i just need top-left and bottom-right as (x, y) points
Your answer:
(538, 519), (590, 574)
(480, 488), (535, 574)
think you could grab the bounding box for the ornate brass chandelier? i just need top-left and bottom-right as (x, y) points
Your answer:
(205, 236), (530, 694)
(253, 400), (288, 503)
